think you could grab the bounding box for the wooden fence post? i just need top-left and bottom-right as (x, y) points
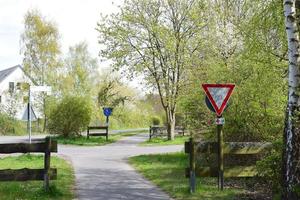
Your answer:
(87, 127), (90, 139)
(44, 137), (51, 191)
(190, 137), (196, 193)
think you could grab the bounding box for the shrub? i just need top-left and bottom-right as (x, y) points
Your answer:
(256, 140), (282, 194)
(47, 96), (92, 137)
(0, 113), (23, 135)
(151, 116), (161, 125)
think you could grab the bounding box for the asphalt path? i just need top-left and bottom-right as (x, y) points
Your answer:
(60, 133), (183, 200)
(0, 131), (183, 200)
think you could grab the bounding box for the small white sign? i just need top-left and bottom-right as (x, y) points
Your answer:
(215, 118), (225, 125)
(31, 86), (52, 94)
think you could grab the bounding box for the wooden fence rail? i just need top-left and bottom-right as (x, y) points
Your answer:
(0, 137), (57, 190)
(149, 125), (185, 140)
(185, 138), (272, 190)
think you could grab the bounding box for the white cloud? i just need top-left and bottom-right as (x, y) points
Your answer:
(0, 0), (122, 70)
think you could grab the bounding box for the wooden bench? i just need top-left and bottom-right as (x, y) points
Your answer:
(87, 126), (109, 141)
(0, 137), (57, 190)
(175, 126), (185, 136)
(149, 125), (186, 139)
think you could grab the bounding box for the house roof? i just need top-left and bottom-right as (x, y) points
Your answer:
(0, 65), (20, 83)
(0, 65), (37, 85)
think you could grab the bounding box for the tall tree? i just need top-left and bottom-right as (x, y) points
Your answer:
(97, 0), (206, 140)
(59, 42), (98, 97)
(21, 9), (61, 86)
(282, 0), (300, 198)
(20, 9), (61, 131)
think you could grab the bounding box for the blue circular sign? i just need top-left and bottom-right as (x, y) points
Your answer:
(103, 107), (113, 117)
(205, 96), (229, 113)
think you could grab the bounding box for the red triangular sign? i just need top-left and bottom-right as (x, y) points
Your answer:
(202, 84), (235, 116)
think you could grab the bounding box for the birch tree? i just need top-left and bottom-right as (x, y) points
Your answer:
(97, 0), (206, 140)
(20, 9), (61, 131)
(283, 0), (300, 198)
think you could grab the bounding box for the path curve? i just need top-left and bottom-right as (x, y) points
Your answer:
(59, 133), (183, 200)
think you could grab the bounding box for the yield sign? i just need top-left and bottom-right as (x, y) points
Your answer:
(202, 84), (235, 116)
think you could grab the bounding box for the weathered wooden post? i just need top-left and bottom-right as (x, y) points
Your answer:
(44, 137), (51, 190)
(189, 137), (196, 193)
(217, 116), (224, 190)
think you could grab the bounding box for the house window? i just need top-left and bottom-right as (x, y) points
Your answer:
(9, 82), (14, 93)
(16, 82), (21, 90)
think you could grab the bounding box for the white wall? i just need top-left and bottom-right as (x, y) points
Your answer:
(0, 67), (40, 120)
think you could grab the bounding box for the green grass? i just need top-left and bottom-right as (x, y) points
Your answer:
(140, 136), (189, 146)
(0, 154), (75, 200)
(55, 132), (140, 146)
(129, 152), (244, 200)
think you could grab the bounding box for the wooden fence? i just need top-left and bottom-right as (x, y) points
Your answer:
(149, 126), (185, 139)
(185, 138), (272, 190)
(0, 137), (57, 190)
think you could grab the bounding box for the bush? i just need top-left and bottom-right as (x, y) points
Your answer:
(256, 140), (282, 194)
(0, 113), (23, 135)
(47, 96), (92, 137)
(151, 116), (161, 125)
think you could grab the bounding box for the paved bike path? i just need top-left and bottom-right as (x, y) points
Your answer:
(59, 133), (183, 200)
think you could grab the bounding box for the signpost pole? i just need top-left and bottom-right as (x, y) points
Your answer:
(201, 83), (235, 191)
(27, 86), (32, 143)
(106, 116), (109, 125)
(217, 116), (224, 190)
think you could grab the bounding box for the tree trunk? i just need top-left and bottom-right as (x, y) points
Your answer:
(283, 0), (300, 199)
(165, 108), (176, 140)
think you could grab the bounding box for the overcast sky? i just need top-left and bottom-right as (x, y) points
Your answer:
(0, 0), (122, 70)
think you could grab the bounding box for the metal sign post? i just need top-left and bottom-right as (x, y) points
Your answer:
(27, 86), (31, 143)
(217, 116), (224, 190)
(26, 85), (52, 143)
(202, 83), (235, 191)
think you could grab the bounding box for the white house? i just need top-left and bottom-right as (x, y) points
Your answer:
(0, 65), (39, 120)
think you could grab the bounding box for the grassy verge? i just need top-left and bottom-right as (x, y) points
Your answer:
(140, 136), (189, 146)
(0, 154), (74, 200)
(55, 132), (140, 146)
(129, 152), (244, 200)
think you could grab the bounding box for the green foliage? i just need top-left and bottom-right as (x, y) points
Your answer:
(0, 154), (74, 199)
(256, 140), (282, 194)
(178, 0), (286, 142)
(97, 0), (208, 139)
(59, 42), (98, 97)
(21, 9), (61, 85)
(47, 96), (92, 137)
(0, 113), (23, 135)
(141, 136), (189, 146)
(151, 116), (161, 125)
(55, 132), (138, 146)
(97, 79), (129, 108)
(108, 103), (151, 129)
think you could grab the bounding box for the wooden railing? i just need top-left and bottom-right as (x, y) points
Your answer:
(185, 138), (272, 178)
(149, 125), (185, 139)
(0, 137), (57, 190)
